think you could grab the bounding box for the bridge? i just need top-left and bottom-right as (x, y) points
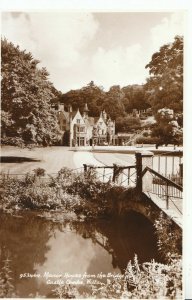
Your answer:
(83, 150), (183, 229)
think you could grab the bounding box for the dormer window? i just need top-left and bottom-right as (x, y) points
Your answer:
(77, 119), (80, 124)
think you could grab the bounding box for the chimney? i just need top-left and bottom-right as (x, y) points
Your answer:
(68, 105), (72, 113)
(58, 103), (64, 111)
(83, 103), (89, 118)
(103, 110), (107, 121)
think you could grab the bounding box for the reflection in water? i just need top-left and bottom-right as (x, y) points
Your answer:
(0, 211), (159, 298)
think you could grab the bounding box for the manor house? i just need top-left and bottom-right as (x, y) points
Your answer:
(53, 103), (116, 147)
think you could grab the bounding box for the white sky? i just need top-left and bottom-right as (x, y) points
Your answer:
(1, 11), (184, 92)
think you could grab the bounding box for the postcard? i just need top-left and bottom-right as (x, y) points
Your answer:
(0, 1), (191, 299)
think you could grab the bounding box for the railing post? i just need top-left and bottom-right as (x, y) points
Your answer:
(112, 164), (117, 183)
(128, 168), (130, 185)
(83, 164), (87, 174)
(179, 163), (183, 178)
(112, 164), (122, 184)
(166, 182), (169, 209)
(135, 152), (142, 193)
(135, 151), (154, 193)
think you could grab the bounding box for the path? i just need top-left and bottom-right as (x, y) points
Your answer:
(93, 152), (135, 166)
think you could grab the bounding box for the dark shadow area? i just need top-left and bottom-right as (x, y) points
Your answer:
(0, 156), (41, 163)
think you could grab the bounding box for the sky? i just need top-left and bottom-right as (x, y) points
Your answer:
(1, 11), (184, 93)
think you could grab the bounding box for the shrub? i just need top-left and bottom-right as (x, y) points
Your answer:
(51, 255), (182, 299)
(1, 136), (25, 147)
(142, 131), (149, 137)
(136, 136), (160, 144)
(154, 212), (182, 262)
(124, 255), (182, 299)
(33, 168), (45, 177)
(0, 256), (16, 298)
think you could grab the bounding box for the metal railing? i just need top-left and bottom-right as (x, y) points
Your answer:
(83, 164), (137, 187)
(151, 151), (183, 179)
(142, 166), (183, 215)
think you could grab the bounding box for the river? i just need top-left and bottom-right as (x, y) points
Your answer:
(0, 211), (160, 298)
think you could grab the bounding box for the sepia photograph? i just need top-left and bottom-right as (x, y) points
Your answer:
(0, 4), (187, 299)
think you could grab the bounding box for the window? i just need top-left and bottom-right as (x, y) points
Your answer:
(102, 130), (105, 135)
(80, 137), (85, 146)
(80, 127), (85, 133)
(77, 119), (80, 124)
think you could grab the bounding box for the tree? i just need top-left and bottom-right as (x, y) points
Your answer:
(151, 108), (183, 146)
(1, 38), (61, 146)
(102, 85), (125, 120)
(145, 36), (183, 113)
(59, 81), (105, 117)
(116, 116), (141, 133)
(122, 85), (150, 113)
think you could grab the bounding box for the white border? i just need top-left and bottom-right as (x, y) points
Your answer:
(1, 1), (192, 299)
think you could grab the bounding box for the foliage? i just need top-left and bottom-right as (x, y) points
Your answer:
(0, 167), (129, 217)
(145, 35), (183, 113)
(0, 256), (16, 298)
(0, 169), (82, 211)
(33, 167), (46, 177)
(122, 84), (150, 112)
(124, 254), (182, 299)
(1, 38), (61, 146)
(57, 81), (150, 124)
(136, 136), (160, 144)
(0, 136), (25, 147)
(51, 254), (182, 299)
(102, 85), (126, 120)
(151, 108), (183, 146)
(154, 212), (182, 262)
(58, 81), (106, 117)
(52, 284), (81, 299)
(116, 116), (141, 133)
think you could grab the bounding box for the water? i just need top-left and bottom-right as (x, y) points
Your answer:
(0, 211), (160, 298)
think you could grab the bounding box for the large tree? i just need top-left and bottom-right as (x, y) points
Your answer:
(1, 38), (61, 146)
(102, 85), (126, 120)
(145, 35), (183, 113)
(59, 81), (106, 117)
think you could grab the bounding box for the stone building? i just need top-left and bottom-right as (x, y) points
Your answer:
(53, 103), (116, 147)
